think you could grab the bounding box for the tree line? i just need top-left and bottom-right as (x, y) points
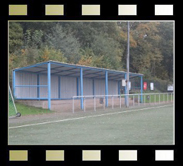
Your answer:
(9, 21), (173, 85)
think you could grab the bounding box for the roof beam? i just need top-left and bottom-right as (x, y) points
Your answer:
(32, 65), (66, 74)
(60, 71), (79, 77)
(89, 75), (105, 79)
(83, 70), (104, 77)
(108, 73), (125, 79)
(129, 75), (140, 79)
(51, 68), (77, 75)
(14, 61), (143, 77)
(51, 66), (66, 71)
(14, 62), (49, 71)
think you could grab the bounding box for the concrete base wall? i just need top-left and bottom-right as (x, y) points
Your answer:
(16, 100), (43, 108)
(16, 100), (74, 112)
(16, 97), (138, 112)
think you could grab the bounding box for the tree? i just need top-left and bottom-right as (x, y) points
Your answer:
(122, 22), (164, 78)
(9, 23), (23, 53)
(9, 22), (173, 85)
(77, 48), (95, 66)
(37, 46), (67, 62)
(24, 29), (44, 48)
(158, 22), (173, 81)
(45, 24), (81, 63)
(90, 34), (123, 70)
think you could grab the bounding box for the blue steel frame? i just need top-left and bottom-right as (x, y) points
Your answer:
(80, 68), (84, 110)
(37, 74), (40, 99)
(58, 76), (61, 99)
(13, 70), (16, 98)
(140, 76), (143, 103)
(13, 61), (143, 110)
(15, 70), (126, 81)
(93, 79), (95, 96)
(14, 61), (49, 71)
(105, 71), (108, 107)
(118, 80), (120, 95)
(14, 61), (143, 77)
(124, 73), (127, 105)
(77, 77), (79, 96)
(47, 62), (51, 110)
(15, 85), (47, 87)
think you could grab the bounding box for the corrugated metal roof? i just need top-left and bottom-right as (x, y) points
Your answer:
(13, 60), (143, 80)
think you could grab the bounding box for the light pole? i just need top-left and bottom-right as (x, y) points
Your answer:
(126, 21), (130, 107)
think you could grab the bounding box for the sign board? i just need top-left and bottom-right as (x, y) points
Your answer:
(121, 79), (131, 90)
(143, 82), (147, 90)
(122, 79), (126, 86)
(150, 82), (154, 90)
(167, 85), (173, 91)
(129, 81), (131, 90)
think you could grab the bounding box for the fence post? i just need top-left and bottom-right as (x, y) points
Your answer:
(94, 96), (96, 111)
(113, 96), (115, 108)
(170, 93), (172, 102)
(159, 94), (160, 104)
(93, 96), (94, 111)
(112, 96), (114, 109)
(84, 97), (85, 112)
(154, 94), (156, 105)
(167, 93), (168, 103)
(72, 97), (74, 113)
(150, 95), (151, 105)
(103, 96), (105, 110)
(120, 95), (121, 108)
(133, 95), (134, 106)
(173, 93), (174, 103)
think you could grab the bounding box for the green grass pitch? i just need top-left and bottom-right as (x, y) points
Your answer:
(9, 104), (173, 145)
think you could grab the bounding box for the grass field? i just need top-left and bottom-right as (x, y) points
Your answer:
(9, 102), (17, 117)
(9, 102), (53, 117)
(8, 104), (173, 145)
(128, 93), (173, 103)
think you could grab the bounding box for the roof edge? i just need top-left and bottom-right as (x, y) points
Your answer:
(13, 60), (143, 76)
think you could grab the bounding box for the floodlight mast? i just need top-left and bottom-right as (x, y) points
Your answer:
(126, 21), (130, 107)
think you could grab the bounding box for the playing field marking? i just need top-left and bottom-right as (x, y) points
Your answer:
(9, 104), (172, 129)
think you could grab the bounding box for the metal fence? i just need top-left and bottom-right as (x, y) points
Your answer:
(72, 92), (174, 113)
(143, 79), (170, 92)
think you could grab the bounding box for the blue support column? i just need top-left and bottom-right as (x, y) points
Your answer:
(141, 76), (143, 103)
(118, 80), (120, 95)
(58, 76), (61, 99)
(47, 62), (51, 110)
(37, 74), (40, 99)
(80, 68), (84, 110)
(105, 71), (108, 107)
(77, 77), (79, 96)
(93, 79), (95, 96)
(124, 73), (127, 106)
(13, 70), (16, 98)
